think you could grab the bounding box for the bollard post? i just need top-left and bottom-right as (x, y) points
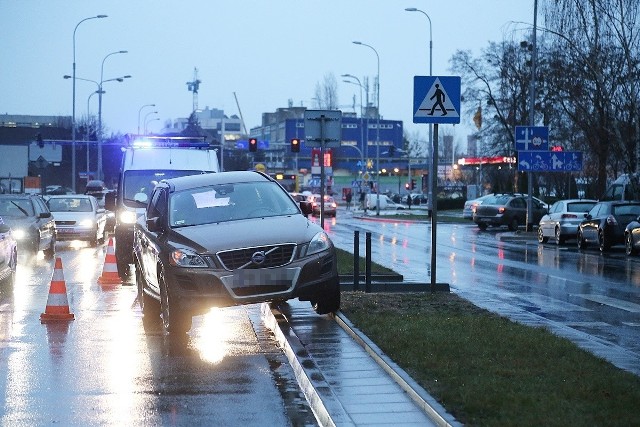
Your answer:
(353, 230), (360, 292)
(365, 232), (372, 293)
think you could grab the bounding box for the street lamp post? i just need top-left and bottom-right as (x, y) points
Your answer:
(342, 74), (368, 180)
(405, 7), (433, 213)
(98, 50), (128, 181)
(65, 74), (128, 183)
(87, 90), (100, 179)
(394, 167), (401, 194)
(138, 104), (156, 135)
(72, 14), (107, 192)
(143, 111), (159, 134)
(145, 117), (160, 134)
(352, 41), (381, 215)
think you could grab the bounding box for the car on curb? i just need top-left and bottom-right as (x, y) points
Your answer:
(625, 215), (640, 256)
(0, 216), (18, 285)
(45, 195), (108, 247)
(537, 199), (597, 245)
(133, 171), (341, 334)
(577, 201), (640, 252)
(0, 194), (55, 258)
(473, 193), (547, 231)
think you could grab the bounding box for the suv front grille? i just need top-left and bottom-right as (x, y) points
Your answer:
(217, 244), (296, 271)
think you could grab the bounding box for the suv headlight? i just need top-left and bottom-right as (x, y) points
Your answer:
(169, 248), (207, 267)
(304, 231), (331, 257)
(12, 228), (26, 240)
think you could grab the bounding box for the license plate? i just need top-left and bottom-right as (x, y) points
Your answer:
(221, 267), (300, 289)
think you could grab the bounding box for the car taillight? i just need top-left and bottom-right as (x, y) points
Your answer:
(606, 215), (617, 225)
(498, 207), (506, 214)
(561, 214), (578, 219)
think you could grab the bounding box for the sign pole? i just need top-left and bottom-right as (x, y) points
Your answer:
(430, 123), (439, 291)
(320, 115), (326, 229)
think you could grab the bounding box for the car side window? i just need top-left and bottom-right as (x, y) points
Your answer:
(551, 202), (561, 214)
(33, 197), (48, 215)
(147, 188), (167, 220)
(511, 197), (526, 209)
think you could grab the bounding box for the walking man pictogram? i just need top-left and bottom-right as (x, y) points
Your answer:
(428, 84), (447, 116)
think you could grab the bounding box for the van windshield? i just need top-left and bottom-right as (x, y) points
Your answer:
(123, 170), (211, 205)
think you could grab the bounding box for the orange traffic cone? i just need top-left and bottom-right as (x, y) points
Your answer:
(98, 237), (123, 286)
(40, 257), (75, 323)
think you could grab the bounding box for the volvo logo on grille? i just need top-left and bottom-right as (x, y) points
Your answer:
(251, 251), (266, 265)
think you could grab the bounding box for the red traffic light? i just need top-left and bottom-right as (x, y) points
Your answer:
(249, 138), (258, 152)
(291, 138), (300, 153)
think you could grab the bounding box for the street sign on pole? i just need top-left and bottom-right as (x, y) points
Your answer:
(413, 76), (461, 124)
(515, 126), (549, 151)
(517, 150), (583, 172)
(304, 110), (342, 148)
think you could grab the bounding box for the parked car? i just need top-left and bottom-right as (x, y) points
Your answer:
(625, 215), (640, 256)
(134, 171), (341, 333)
(0, 216), (17, 285)
(307, 194), (337, 217)
(288, 192), (307, 203)
(0, 194), (55, 258)
(365, 194), (405, 210)
(473, 194), (547, 231)
(46, 195), (108, 247)
(44, 185), (75, 195)
(577, 201), (640, 252)
(462, 193), (494, 219)
(401, 193), (428, 205)
(537, 199), (597, 245)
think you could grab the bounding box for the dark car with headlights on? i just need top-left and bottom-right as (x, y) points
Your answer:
(577, 201), (640, 252)
(0, 216), (17, 285)
(0, 194), (55, 258)
(473, 193), (547, 231)
(133, 171), (341, 333)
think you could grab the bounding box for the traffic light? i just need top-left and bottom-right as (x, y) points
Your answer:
(411, 179), (416, 190)
(405, 182), (410, 190)
(249, 138), (257, 152)
(291, 138), (300, 153)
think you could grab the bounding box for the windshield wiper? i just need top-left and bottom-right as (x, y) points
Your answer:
(10, 201), (29, 216)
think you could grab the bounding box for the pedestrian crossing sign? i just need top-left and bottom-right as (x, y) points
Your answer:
(413, 76), (461, 124)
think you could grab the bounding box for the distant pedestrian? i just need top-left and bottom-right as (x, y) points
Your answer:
(345, 192), (352, 210)
(407, 195), (412, 210)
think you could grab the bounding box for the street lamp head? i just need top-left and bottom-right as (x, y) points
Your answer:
(352, 41), (362, 45)
(63, 75), (71, 79)
(116, 78), (123, 82)
(119, 50), (128, 54)
(341, 73), (353, 78)
(96, 14), (108, 18)
(123, 75), (132, 79)
(405, 7), (418, 12)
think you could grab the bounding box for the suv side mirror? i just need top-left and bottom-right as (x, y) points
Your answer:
(105, 191), (116, 211)
(299, 201), (313, 217)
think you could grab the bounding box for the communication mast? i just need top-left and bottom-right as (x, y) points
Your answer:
(186, 67), (201, 112)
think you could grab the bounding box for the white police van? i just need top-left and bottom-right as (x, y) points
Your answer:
(105, 136), (219, 278)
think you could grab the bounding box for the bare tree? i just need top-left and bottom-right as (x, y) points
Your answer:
(313, 73), (340, 110)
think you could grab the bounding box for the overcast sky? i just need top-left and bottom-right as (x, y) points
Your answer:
(1, 1), (536, 143)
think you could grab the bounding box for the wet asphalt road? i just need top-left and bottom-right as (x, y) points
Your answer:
(0, 241), (317, 426)
(325, 207), (640, 376)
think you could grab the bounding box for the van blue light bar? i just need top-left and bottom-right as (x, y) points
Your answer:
(126, 135), (209, 148)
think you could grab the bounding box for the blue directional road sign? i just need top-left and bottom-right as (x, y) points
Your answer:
(517, 150), (583, 172)
(515, 126), (549, 151)
(413, 76), (461, 124)
(236, 139), (269, 150)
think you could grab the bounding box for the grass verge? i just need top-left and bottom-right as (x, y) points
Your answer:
(339, 291), (640, 426)
(335, 247), (394, 275)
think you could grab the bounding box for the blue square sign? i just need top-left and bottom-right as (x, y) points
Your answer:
(413, 76), (461, 124)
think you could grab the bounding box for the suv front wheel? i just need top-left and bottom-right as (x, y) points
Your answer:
(159, 266), (192, 334)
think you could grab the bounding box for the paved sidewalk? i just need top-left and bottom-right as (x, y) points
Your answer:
(263, 300), (460, 427)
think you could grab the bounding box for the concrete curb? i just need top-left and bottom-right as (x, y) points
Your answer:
(334, 311), (462, 427)
(260, 303), (355, 427)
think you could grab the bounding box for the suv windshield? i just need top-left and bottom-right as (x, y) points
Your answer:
(170, 181), (300, 227)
